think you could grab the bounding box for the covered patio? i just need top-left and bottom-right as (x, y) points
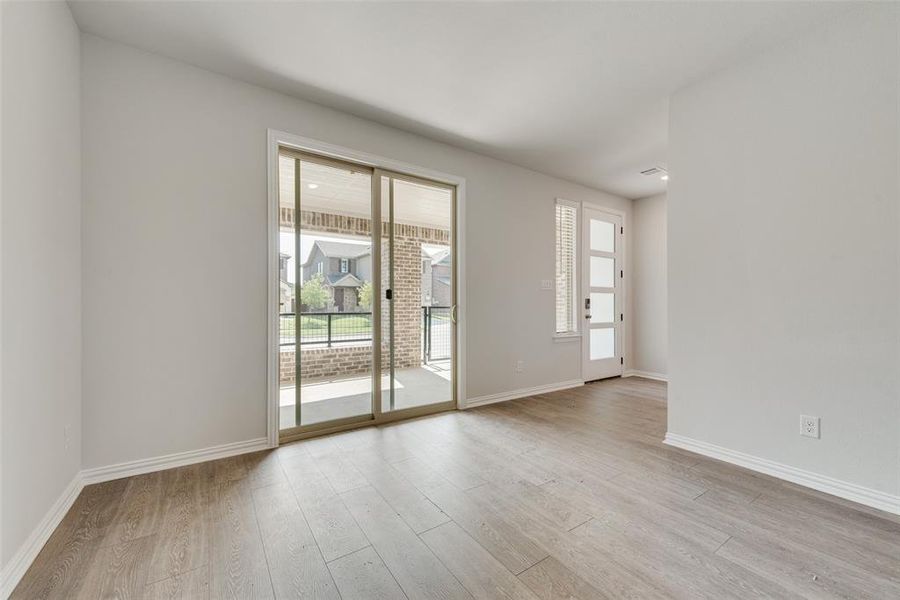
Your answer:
(280, 359), (451, 428)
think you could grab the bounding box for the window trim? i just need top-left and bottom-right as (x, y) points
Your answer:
(554, 198), (579, 337)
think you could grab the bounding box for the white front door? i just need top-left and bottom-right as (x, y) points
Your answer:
(582, 207), (624, 381)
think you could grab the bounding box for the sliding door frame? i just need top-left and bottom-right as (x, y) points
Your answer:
(284, 148), (377, 438)
(267, 130), (466, 446)
(375, 169), (458, 422)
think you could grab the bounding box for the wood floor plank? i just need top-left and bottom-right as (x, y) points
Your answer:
(208, 481), (274, 599)
(473, 479), (591, 532)
(146, 464), (211, 584)
(206, 455), (249, 487)
(327, 546), (407, 600)
(74, 535), (156, 600)
(144, 566), (210, 600)
(16, 376), (900, 600)
(571, 517), (794, 599)
(242, 450), (288, 490)
(386, 427), (487, 490)
(751, 490), (900, 558)
(104, 471), (167, 546)
(346, 451), (450, 534)
(716, 535), (893, 599)
(11, 488), (122, 599)
(421, 480), (549, 575)
(420, 521), (540, 600)
(406, 417), (555, 486)
(281, 452), (370, 562)
(341, 485), (473, 600)
(315, 452), (370, 494)
(345, 424), (420, 464)
(694, 490), (900, 584)
(388, 455), (457, 493)
(531, 525), (670, 599)
(464, 483), (573, 547)
(518, 556), (610, 600)
(251, 482), (340, 600)
(539, 477), (731, 554)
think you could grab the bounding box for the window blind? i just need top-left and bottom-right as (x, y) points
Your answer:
(555, 203), (577, 334)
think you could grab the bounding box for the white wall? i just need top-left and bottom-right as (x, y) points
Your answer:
(81, 35), (631, 469)
(1, 1), (82, 570)
(631, 193), (667, 378)
(668, 6), (899, 496)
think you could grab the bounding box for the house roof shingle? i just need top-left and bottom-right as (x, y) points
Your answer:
(326, 273), (364, 287)
(314, 240), (370, 259)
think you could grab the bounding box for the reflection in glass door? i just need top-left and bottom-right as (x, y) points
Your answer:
(582, 206), (623, 381)
(277, 148), (456, 439)
(379, 173), (455, 414)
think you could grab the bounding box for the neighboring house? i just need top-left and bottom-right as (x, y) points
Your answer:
(278, 252), (294, 313)
(421, 247), (452, 306)
(302, 240), (371, 312)
(421, 251), (433, 305)
(300, 239), (450, 311)
(430, 249), (452, 306)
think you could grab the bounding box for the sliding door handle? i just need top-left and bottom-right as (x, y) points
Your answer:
(451, 305), (458, 323)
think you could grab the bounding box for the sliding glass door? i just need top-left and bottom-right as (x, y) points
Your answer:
(278, 150), (376, 431)
(378, 172), (455, 415)
(278, 148), (456, 440)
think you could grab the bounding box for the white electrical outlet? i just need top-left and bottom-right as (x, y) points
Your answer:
(540, 279), (553, 290)
(800, 415), (820, 439)
(515, 360), (524, 373)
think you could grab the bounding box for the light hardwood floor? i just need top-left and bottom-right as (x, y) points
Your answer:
(13, 377), (900, 599)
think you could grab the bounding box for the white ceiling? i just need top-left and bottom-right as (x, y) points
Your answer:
(280, 155), (452, 230)
(70, 1), (853, 199)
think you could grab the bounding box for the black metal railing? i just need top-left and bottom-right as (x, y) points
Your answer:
(280, 307), (452, 360)
(280, 312), (372, 347)
(423, 306), (452, 363)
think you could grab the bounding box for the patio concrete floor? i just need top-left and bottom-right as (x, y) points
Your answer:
(280, 360), (451, 429)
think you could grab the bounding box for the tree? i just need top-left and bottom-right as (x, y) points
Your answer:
(358, 281), (373, 310)
(300, 273), (329, 310)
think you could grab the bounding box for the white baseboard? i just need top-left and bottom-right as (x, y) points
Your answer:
(664, 432), (900, 516)
(81, 437), (270, 485)
(1, 473), (84, 599)
(464, 379), (584, 409)
(623, 369), (668, 382)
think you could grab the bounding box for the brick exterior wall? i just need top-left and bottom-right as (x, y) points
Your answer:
(280, 208), (450, 383)
(280, 348), (295, 383)
(280, 345), (373, 384)
(382, 236), (421, 369)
